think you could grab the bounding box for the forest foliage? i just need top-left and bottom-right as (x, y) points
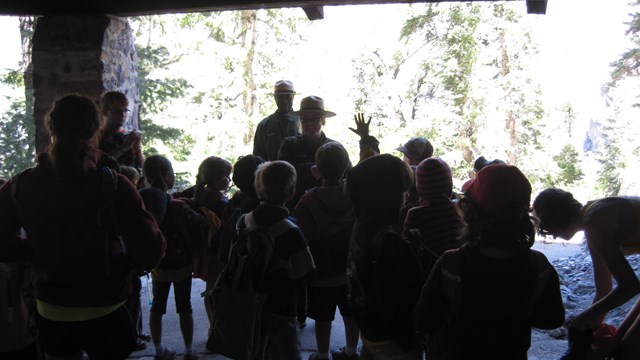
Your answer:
(1, 2), (639, 200)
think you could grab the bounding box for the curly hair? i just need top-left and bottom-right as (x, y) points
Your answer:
(532, 188), (583, 237)
(458, 195), (535, 251)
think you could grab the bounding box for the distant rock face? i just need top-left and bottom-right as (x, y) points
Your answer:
(583, 119), (602, 154)
(551, 246), (640, 335)
(31, 15), (139, 153)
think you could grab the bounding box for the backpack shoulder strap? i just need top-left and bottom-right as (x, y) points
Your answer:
(407, 228), (440, 275)
(234, 213), (297, 290)
(440, 247), (463, 318)
(241, 212), (296, 237)
(265, 218), (297, 238)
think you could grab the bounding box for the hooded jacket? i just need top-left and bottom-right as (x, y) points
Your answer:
(293, 183), (354, 286)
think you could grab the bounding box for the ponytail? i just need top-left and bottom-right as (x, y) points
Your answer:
(193, 178), (206, 206)
(46, 94), (102, 176)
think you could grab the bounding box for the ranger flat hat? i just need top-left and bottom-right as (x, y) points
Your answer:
(294, 95), (336, 117)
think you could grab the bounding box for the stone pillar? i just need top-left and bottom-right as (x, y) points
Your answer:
(32, 15), (139, 154)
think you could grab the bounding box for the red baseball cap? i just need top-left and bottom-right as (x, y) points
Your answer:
(465, 164), (531, 216)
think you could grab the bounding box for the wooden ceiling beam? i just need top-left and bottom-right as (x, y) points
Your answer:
(0, 0), (542, 18)
(302, 6), (325, 20)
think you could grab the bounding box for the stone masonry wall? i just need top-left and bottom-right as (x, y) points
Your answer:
(102, 16), (140, 133)
(32, 15), (139, 153)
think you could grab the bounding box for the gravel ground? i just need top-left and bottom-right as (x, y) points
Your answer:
(529, 241), (640, 359)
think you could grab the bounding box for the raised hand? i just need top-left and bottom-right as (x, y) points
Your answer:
(349, 113), (371, 137)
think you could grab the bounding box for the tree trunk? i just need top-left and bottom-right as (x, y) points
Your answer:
(19, 16), (36, 157)
(240, 10), (257, 145)
(499, 27), (517, 165)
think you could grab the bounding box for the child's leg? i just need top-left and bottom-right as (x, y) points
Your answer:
(343, 316), (360, 350)
(307, 286), (334, 357)
(174, 276), (195, 355)
(314, 320), (332, 355)
(149, 280), (171, 354)
(337, 284), (360, 355)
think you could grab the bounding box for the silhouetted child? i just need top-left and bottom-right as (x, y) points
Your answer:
(396, 137), (434, 229)
(218, 155), (265, 265)
(293, 142), (359, 360)
(347, 154), (424, 359)
(99, 91), (143, 170)
(414, 164), (564, 359)
(188, 156), (231, 324)
(141, 155), (207, 360)
(402, 158), (463, 255)
(240, 161), (315, 359)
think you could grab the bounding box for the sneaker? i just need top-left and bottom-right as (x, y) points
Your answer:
(133, 338), (147, 351)
(331, 347), (359, 360)
(154, 347), (176, 360)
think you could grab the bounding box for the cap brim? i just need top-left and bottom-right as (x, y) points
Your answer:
(396, 146), (409, 155)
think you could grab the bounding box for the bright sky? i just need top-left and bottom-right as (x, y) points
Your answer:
(0, 1), (635, 119)
(0, 16), (20, 101)
(540, 0), (633, 108)
(0, 17), (20, 68)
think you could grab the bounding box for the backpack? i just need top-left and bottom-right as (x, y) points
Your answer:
(427, 245), (554, 359)
(347, 225), (425, 323)
(206, 212), (296, 360)
(140, 188), (193, 270)
(216, 212), (296, 294)
(439, 245), (549, 320)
